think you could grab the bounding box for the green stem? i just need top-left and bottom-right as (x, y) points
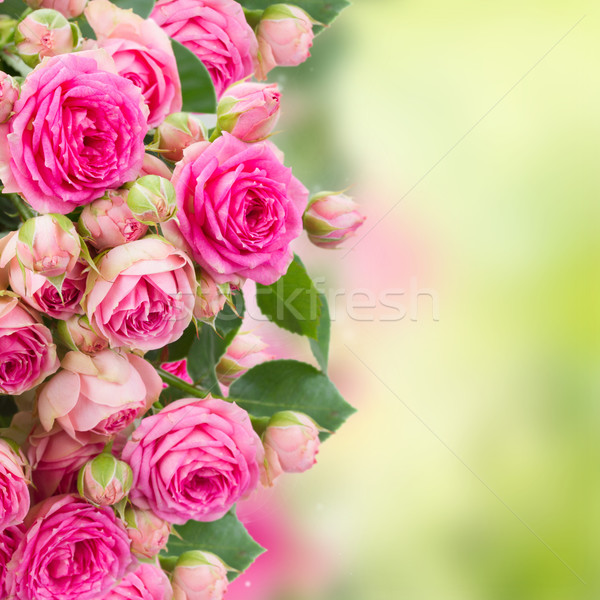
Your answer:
(157, 367), (208, 398)
(9, 194), (35, 221)
(208, 127), (221, 142)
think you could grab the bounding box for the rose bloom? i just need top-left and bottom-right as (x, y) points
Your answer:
(123, 396), (263, 524)
(86, 0), (181, 127)
(5, 494), (133, 600)
(0, 50), (148, 214)
(169, 134), (308, 285)
(105, 562), (173, 600)
(37, 349), (162, 439)
(0, 296), (59, 395)
(0, 439), (30, 530)
(85, 237), (197, 352)
(0, 526), (21, 598)
(151, 0), (257, 97)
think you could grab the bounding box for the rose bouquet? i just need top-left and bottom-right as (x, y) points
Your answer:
(0, 0), (364, 597)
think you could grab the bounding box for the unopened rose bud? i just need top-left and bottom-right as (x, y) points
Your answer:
(16, 214), (81, 279)
(172, 551), (229, 600)
(194, 272), (227, 322)
(303, 192), (365, 248)
(156, 112), (207, 162)
(78, 189), (148, 251)
(25, 0), (88, 19)
(255, 4), (314, 80)
(263, 411), (321, 473)
(124, 506), (171, 558)
(57, 314), (108, 355)
(15, 9), (80, 67)
(215, 332), (271, 386)
(77, 453), (133, 506)
(216, 82), (280, 143)
(127, 175), (177, 225)
(0, 71), (19, 123)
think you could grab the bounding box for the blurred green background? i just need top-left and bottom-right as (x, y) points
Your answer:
(233, 1), (600, 598)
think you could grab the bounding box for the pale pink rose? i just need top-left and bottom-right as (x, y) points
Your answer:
(160, 358), (193, 389)
(216, 331), (271, 386)
(157, 112), (207, 162)
(140, 152), (174, 179)
(303, 192), (366, 248)
(0, 71), (19, 122)
(0, 296), (59, 395)
(86, 0), (182, 127)
(256, 4), (314, 80)
(151, 0), (257, 97)
(84, 237), (197, 352)
(194, 271), (227, 321)
(0, 439), (30, 530)
(37, 349), (162, 439)
(6, 494), (133, 600)
(217, 82), (280, 142)
(125, 506), (171, 558)
(0, 232), (15, 290)
(170, 134), (308, 285)
(25, 0), (88, 19)
(123, 396), (264, 524)
(172, 551), (228, 600)
(263, 411), (320, 473)
(78, 189), (148, 251)
(105, 562), (173, 600)
(25, 424), (106, 500)
(58, 314), (108, 354)
(0, 50), (148, 214)
(0, 526), (21, 598)
(78, 453), (133, 506)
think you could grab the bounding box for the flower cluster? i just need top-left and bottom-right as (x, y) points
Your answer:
(0, 0), (362, 598)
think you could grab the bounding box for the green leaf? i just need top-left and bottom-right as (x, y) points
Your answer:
(165, 323), (197, 362)
(171, 39), (217, 114)
(229, 359), (355, 436)
(309, 292), (330, 372)
(239, 0), (350, 33)
(0, 395), (17, 428)
(0, 0), (27, 18)
(164, 510), (265, 580)
(112, 0), (155, 18)
(0, 194), (21, 232)
(256, 255), (320, 339)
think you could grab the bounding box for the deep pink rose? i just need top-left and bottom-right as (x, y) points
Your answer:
(6, 494), (133, 600)
(0, 50), (148, 214)
(160, 358), (193, 388)
(151, 0), (257, 97)
(86, 0), (182, 127)
(105, 562), (173, 600)
(0, 439), (30, 530)
(0, 526), (21, 597)
(123, 396), (264, 524)
(0, 296), (59, 395)
(170, 134), (308, 285)
(84, 237), (197, 352)
(37, 349), (162, 439)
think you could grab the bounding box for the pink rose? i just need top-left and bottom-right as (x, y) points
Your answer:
(156, 112), (207, 162)
(58, 314), (108, 354)
(25, 0), (88, 19)
(0, 296), (59, 395)
(160, 358), (193, 388)
(105, 562), (173, 600)
(151, 0), (257, 97)
(86, 0), (182, 127)
(255, 4), (314, 80)
(6, 494), (133, 600)
(0, 50), (148, 214)
(37, 349), (162, 439)
(216, 82), (281, 142)
(172, 551), (228, 600)
(84, 237), (197, 352)
(0, 71), (19, 123)
(216, 331), (271, 386)
(170, 133), (308, 284)
(0, 439), (30, 530)
(0, 526), (21, 598)
(123, 396), (264, 524)
(125, 506), (171, 558)
(78, 189), (148, 251)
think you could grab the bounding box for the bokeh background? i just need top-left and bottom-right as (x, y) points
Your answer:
(230, 1), (600, 598)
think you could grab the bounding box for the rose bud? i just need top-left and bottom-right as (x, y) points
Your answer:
(0, 438), (31, 530)
(139, 152), (174, 179)
(57, 314), (108, 355)
(193, 271), (227, 322)
(125, 506), (171, 558)
(104, 562), (173, 600)
(15, 9), (80, 67)
(216, 331), (272, 386)
(77, 453), (133, 506)
(127, 175), (177, 225)
(0, 72), (19, 123)
(303, 192), (366, 248)
(263, 411), (322, 473)
(16, 214), (81, 280)
(216, 82), (281, 143)
(255, 4), (315, 80)
(25, 0), (88, 19)
(78, 189), (148, 251)
(155, 112), (207, 163)
(172, 551), (229, 600)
